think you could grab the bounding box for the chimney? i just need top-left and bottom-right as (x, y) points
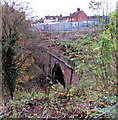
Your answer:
(77, 8), (80, 12)
(60, 14), (62, 17)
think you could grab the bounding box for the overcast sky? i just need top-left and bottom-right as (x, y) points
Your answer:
(21, 0), (117, 19)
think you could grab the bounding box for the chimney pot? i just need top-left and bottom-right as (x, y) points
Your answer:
(60, 14), (62, 17)
(77, 8), (80, 12)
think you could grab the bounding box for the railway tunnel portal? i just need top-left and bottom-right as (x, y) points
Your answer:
(32, 46), (79, 88)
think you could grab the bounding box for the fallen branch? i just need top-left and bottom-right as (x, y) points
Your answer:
(93, 103), (118, 119)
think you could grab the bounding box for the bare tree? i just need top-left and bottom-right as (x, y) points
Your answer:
(2, 0), (32, 99)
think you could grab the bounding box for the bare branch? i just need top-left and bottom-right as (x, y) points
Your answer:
(16, 53), (32, 70)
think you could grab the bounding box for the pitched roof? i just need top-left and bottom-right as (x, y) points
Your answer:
(44, 8), (87, 21)
(68, 11), (82, 18)
(45, 16), (59, 20)
(58, 16), (69, 20)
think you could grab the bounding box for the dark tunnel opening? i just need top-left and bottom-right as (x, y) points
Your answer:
(52, 63), (65, 88)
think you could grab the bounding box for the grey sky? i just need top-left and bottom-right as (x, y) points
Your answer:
(22, 0), (117, 19)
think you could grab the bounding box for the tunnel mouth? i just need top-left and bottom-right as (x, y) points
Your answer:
(52, 63), (65, 88)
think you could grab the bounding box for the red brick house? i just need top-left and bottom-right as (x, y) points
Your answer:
(68, 8), (88, 22)
(43, 8), (88, 23)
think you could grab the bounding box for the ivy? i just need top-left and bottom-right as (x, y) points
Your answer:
(2, 33), (19, 99)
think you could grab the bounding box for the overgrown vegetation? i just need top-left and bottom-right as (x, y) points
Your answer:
(53, 10), (118, 118)
(4, 84), (117, 119)
(55, 10), (117, 90)
(2, 0), (32, 99)
(1, 0), (117, 119)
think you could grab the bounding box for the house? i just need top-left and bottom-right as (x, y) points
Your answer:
(58, 14), (69, 22)
(44, 15), (60, 23)
(58, 16), (68, 22)
(67, 8), (88, 22)
(58, 8), (88, 22)
(43, 8), (88, 23)
(44, 15), (69, 23)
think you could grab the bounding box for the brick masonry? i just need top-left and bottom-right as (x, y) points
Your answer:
(32, 46), (79, 88)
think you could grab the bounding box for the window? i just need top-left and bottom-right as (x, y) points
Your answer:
(72, 18), (74, 21)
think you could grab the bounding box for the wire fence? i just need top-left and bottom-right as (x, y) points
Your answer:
(32, 17), (109, 32)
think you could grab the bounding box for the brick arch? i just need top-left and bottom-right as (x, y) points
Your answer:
(32, 47), (79, 88)
(52, 63), (65, 88)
